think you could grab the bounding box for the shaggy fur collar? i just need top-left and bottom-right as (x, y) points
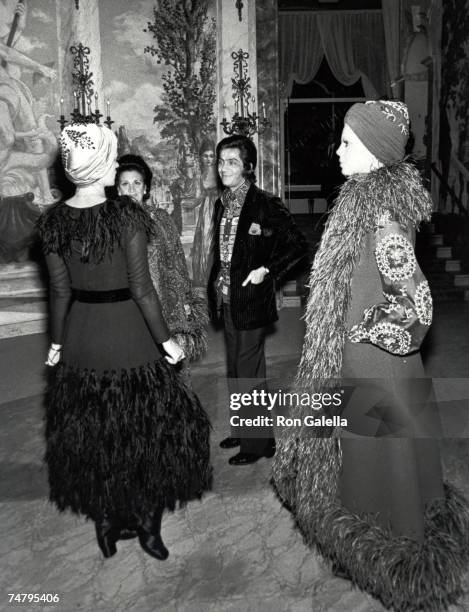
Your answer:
(37, 196), (155, 263)
(296, 161), (432, 389)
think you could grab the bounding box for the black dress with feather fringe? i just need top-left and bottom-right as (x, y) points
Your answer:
(38, 198), (212, 524)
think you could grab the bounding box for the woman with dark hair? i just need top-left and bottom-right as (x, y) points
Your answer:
(272, 101), (469, 610)
(116, 154), (208, 366)
(38, 125), (212, 561)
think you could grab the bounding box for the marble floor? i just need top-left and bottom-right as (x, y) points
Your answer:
(0, 305), (468, 612)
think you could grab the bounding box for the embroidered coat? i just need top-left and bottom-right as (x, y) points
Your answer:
(272, 162), (469, 612)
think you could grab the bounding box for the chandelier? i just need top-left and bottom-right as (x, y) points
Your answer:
(58, 43), (113, 130)
(220, 49), (271, 138)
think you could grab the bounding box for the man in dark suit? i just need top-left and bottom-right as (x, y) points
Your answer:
(210, 134), (307, 465)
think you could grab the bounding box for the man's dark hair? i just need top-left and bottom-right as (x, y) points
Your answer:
(216, 135), (257, 183)
(116, 154), (152, 199)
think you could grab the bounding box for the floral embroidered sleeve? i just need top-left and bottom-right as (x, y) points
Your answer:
(348, 218), (432, 355)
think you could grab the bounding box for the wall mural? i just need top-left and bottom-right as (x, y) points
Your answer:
(0, 0), (218, 286)
(102, 0), (218, 285)
(0, 0), (58, 262)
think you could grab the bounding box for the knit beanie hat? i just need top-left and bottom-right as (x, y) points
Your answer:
(344, 100), (410, 164)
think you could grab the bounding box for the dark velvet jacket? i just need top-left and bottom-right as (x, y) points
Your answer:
(209, 183), (307, 330)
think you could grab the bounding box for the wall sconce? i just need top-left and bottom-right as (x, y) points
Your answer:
(220, 49), (271, 138)
(58, 43), (113, 130)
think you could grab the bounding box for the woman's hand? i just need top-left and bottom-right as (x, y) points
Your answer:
(162, 338), (185, 365)
(45, 343), (62, 367)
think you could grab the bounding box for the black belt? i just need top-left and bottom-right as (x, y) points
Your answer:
(72, 288), (132, 303)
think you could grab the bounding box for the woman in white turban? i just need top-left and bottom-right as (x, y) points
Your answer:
(38, 123), (212, 560)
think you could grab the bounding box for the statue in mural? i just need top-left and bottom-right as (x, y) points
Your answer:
(189, 141), (219, 288)
(171, 143), (199, 236)
(0, 0), (57, 261)
(0, 0), (57, 204)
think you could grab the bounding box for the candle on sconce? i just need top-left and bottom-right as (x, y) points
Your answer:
(262, 102), (266, 119)
(94, 92), (98, 111)
(60, 97), (64, 116)
(106, 99), (111, 116)
(223, 102), (231, 122)
(73, 90), (78, 112)
(251, 95), (256, 114)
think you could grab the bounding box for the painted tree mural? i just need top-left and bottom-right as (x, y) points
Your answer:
(144, 0), (217, 237)
(144, 0), (216, 156)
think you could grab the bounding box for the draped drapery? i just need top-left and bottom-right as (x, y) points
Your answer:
(279, 14), (323, 95)
(279, 11), (388, 99)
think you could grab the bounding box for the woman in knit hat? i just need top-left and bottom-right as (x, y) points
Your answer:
(272, 101), (469, 610)
(38, 123), (212, 561)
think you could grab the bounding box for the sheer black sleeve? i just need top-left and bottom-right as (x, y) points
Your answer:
(44, 252), (72, 344)
(125, 229), (170, 344)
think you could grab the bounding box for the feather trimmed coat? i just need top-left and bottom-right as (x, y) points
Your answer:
(272, 162), (469, 611)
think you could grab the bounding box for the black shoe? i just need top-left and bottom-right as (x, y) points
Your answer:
(229, 442), (276, 465)
(219, 436), (241, 449)
(229, 452), (262, 465)
(95, 520), (119, 558)
(137, 509), (169, 561)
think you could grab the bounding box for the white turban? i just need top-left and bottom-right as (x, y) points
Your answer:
(60, 123), (117, 186)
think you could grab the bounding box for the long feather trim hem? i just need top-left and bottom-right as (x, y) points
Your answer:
(300, 484), (469, 611)
(271, 434), (469, 610)
(271, 436), (340, 514)
(45, 359), (212, 521)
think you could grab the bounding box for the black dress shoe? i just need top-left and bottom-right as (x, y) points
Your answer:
(229, 452), (261, 465)
(229, 442), (276, 465)
(219, 436), (241, 449)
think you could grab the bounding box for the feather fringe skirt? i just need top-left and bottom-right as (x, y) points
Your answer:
(45, 358), (212, 522)
(272, 437), (469, 611)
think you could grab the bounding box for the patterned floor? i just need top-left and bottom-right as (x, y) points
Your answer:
(0, 305), (468, 612)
